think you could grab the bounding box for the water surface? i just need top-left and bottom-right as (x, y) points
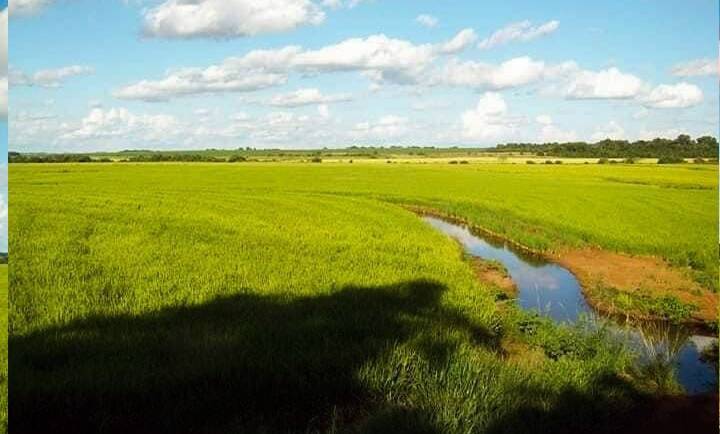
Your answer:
(423, 215), (717, 395)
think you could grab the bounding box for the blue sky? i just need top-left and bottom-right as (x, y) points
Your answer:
(6, 0), (719, 153)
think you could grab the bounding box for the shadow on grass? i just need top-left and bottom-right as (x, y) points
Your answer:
(483, 378), (718, 434)
(12, 277), (708, 434)
(10, 279), (492, 433)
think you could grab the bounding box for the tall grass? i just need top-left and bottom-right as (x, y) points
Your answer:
(9, 162), (716, 433)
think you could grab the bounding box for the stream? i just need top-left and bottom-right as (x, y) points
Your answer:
(424, 215), (718, 395)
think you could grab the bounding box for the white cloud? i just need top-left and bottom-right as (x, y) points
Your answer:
(0, 9), (6, 119)
(416, 14), (438, 28)
(294, 34), (436, 78)
(535, 114), (576, 142)
(0, 8), (6, 74)
(268, 88), (352, 107)
(478, 20), (559, 50)
(462, 92), (517, 140)
(112, 47), (297, 101)
(352, 115), (409, 139)
(641, 82), (703, 108)
(438, 28), (477, 54)
(637, 127), (684, 141)
(0, 77), (6, 120)
(60, 107), (179, 141)
(321, 0), (364, 8)
(632, 107), (649, 119)
(9, 0), (53, 16)
(671, 58), (718, 77)
(10, 65), (94, 88)
(565, 67), (643, 99)
(535, 114), (552, 125)
(411, 100), (450, 111)
(143, 0), (325, 38)
(317, 104), (330, 118)
(442, 56), (547, 89)
(591, 120), (625, 141)
(115, 35), (441, 100)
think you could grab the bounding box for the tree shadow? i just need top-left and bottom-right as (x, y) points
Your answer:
(483, 372), (641, 434)
(482, 367), (718, 434)
(10, 279), (493, 434)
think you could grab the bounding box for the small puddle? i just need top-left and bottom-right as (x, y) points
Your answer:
(423, 215), (718, 395)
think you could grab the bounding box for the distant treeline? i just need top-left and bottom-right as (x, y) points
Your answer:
(0, 253), (8, 264)
(9, 152), (247, 163)
(9, 135), (719, 162)
(494, 135), (718, 158)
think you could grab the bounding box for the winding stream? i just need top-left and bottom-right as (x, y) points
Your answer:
(424, 215), (718, 395)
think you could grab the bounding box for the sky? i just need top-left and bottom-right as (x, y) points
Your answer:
(0, 0), (5, 251)
(4, 0), (719, 155)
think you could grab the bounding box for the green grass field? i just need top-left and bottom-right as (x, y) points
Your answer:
(9, 162), (718, 433)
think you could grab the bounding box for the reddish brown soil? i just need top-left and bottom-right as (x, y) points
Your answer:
(471, 258), (516, 295)
(556, 248), (718, 322)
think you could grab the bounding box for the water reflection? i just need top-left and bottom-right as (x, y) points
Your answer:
(423, 215), (718, 395)
(425, 216), (590, 322)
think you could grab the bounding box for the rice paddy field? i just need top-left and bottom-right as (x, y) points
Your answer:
(9, 162), (719, 433)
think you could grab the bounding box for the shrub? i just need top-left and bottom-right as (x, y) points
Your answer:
(597, 158), (609, 164)
(544, 160), (553, 164)
(526, 160), (535, 164)
(657, 157), (685, 164)
(448, 160), (459, 165)
(459, 160), (469, 164)
(310, 157), (322, 163)
(554, 160), (562, 164)
(623, 158), (636, 164)
(228, 155), (246, 163)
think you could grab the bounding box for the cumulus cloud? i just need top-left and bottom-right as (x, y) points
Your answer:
(9, 0), (53, 16)
(115, 34), (442, 100)
(0, 78), (6, 120)
(565, 67), (643, 99)
(112, 46), (300, 101)
(442, 57), (549, 89)
(294, 34), (436, 76)
(352, 115), (409, 139)
(416, 14), (438, 28)
(267, 88), (352, 107)
(0, 8), (6, 74)
(641, 82), (703, 109)
(0, 8), (6, 119)
(535, 114), (576, 142)
(10, 65), (94, 88)
(321, 0), (364, 8)
(142, 0), (325, 39)
(462, 92), (517, 140)
(671, 58), (718, 77)
(478, 20), (559, 50)
(60, 107), (178, 141)
(438, 28), (477, 54)
(637, 127), (685, 141)
(591, 120), (625, 141)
